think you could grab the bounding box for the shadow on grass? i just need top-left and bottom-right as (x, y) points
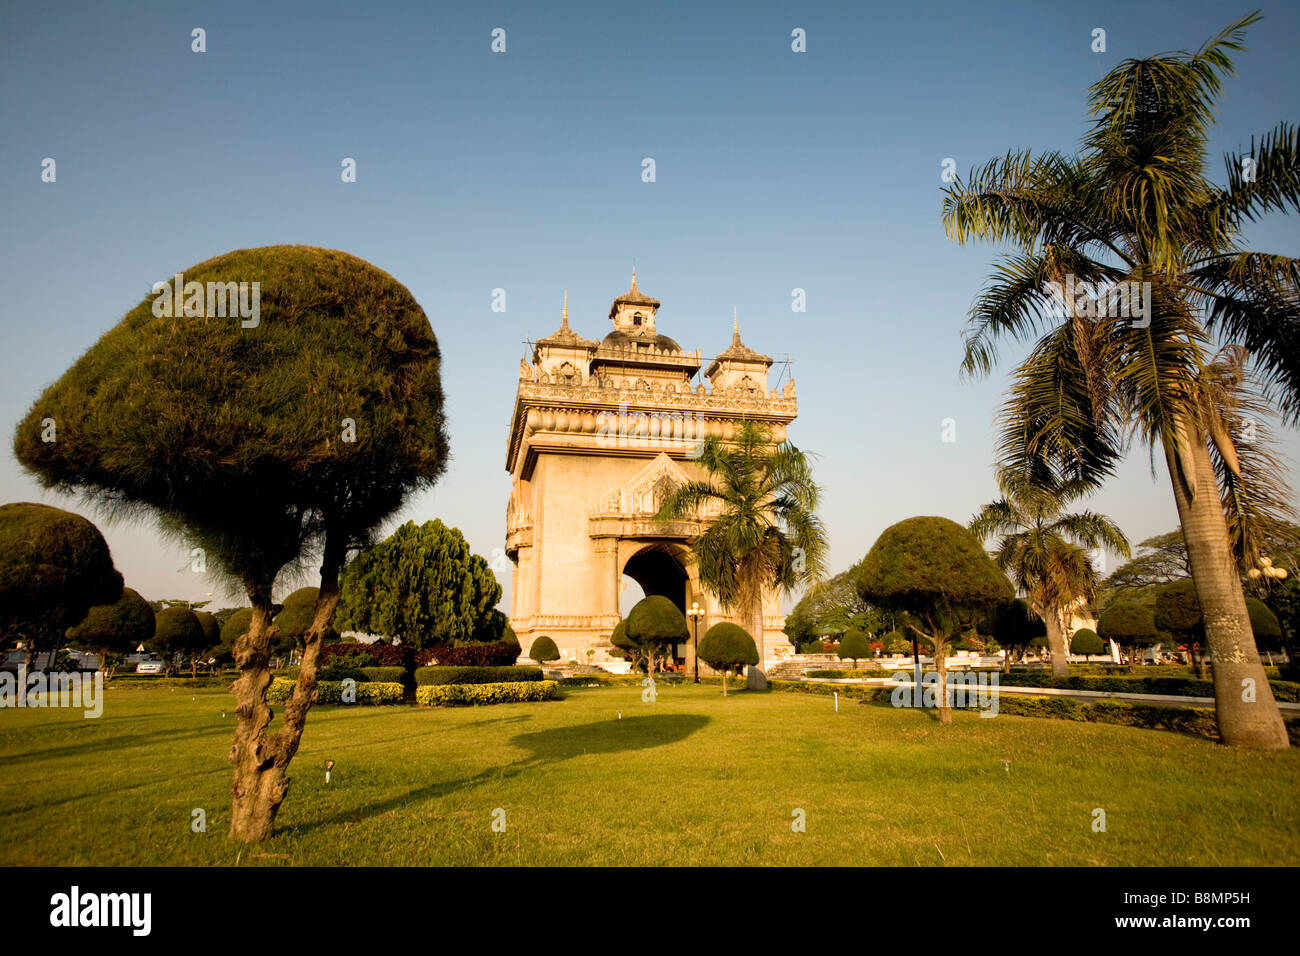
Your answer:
(286, 713), (709, 837)
(0, 724), (234, 766)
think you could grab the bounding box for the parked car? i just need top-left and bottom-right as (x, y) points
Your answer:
(135, 660), (164, 675)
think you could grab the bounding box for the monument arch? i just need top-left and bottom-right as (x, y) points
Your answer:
(504, 273), (799, 670)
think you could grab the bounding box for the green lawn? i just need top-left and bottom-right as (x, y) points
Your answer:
(1, 683), (1297, 866)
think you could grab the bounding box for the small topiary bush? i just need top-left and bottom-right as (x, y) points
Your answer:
(415, 680), (558, 706)
(414, 665), (544, 685)
(529, 635), (560, 664)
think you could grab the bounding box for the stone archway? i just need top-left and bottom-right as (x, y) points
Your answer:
(623, 546), (689, 615)
(621, 544), (695, 669)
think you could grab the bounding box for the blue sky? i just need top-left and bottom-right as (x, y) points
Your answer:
(1, 0), (1297, 610)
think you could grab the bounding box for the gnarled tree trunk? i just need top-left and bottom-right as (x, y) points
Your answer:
(229, 537), (345, 841)
(1164, 421), (1288, 749)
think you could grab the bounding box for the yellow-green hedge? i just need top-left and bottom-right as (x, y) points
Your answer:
(266, 677), (404, 705)
(415, 680), (558, 706)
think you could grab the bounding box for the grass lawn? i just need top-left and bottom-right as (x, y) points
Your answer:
(1, 683), (1297, 866)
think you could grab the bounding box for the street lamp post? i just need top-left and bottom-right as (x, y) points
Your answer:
(687, 601), (705, 683)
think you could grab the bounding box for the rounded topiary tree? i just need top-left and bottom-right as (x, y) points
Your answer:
(150, 607), (206, 677)
(1246, 597), (1283, 662)
(1097, 603), (1158, 672)
(1155, 579), (1207, 676)
(1070, 627), (1104, 661)
(272, 587), (338, 663)
(12, 246), (448, 841)
(625, 596), (689, 679)
(530, 635), (560, 665)
(0, 503), (123, 671)
(220, 607), (253, 645)
(837, 627), (871, 668)
(990, 598), (1047, 672)
(697, 622), (758, 696)
(65, 585), (154, 680)
(856, 516), (1013, 723)
(609, 619), (639, 669)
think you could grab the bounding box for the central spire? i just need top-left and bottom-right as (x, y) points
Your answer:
(561, 289), (569, 330)
(629, 265), (639, 295)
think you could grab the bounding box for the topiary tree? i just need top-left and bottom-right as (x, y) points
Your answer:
(609, 619), (640, 669)
(12, 246), (448, 841)
(65, 586), (154, 681)
(150, 606), (207, 677)
(989, 598), (1047, 672)
(1070, 628), (1104, 662)
(529, 635), (560, 665)
(625, 596), (689, 679)
(697, 622), (758, 695)
(271, 587), (339, 664)
(1246, 597), (1283, 663)
(856, 516), (1013, 723)
(0, 503), (123, 672)
(1155, 579), (1208, 676)
(837, 627), (871, 667)
(1097, 603), (1158, 673)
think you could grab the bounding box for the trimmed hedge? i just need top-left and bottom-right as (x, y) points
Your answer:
(806, 668), (891, 679)
(994, 670), (1300, 703)
(557, 673), (740, 689)
(266, 677), (403, 704)
(416, 680), (558, 706)
(766, 679), (1300, 744)
(414, 665), (543, 686)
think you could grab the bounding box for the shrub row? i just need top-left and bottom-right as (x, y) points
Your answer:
(557, 673), (743, 689)
(266, 677), (404, 704)
(995, 671), (1300, 703)
(766, 680), (1300, 744)
(415, 680), (558, 706)
(805, 668), (891, 679)
(414, 665), (543, 686)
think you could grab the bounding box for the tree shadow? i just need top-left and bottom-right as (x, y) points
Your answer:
(286, 713), (709, 837)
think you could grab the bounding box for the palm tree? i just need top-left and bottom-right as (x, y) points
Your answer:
(654, 419), (828, 683)
(942, 11), (1298, 747)
(970, 472), (1131, 676)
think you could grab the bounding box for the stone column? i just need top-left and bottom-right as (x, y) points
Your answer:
(595, 538), (620, 620)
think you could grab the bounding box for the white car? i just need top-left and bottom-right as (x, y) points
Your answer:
(135, 660), (164, 675)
